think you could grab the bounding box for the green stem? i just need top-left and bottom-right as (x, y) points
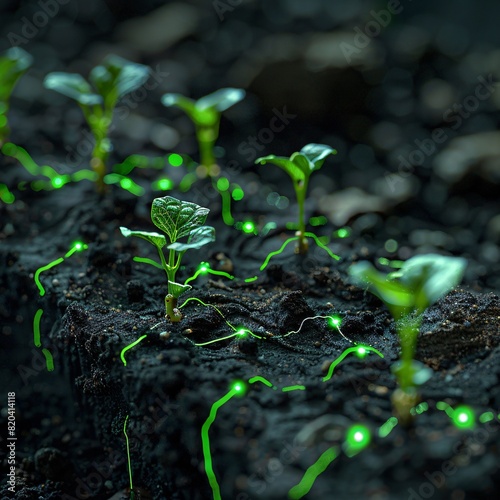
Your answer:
(0, 101), (10, 145)
(398, 316), (422, 391)
(294, 182), (309, 254)
(196, 121), (219, 170)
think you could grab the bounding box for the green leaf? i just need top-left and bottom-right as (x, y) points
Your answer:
(0, 47), (33, 102)
(161, 93), (197, 115)
(349, 261), (414, 319)
(255, 155), (305, 184)
(299, 143), (337, 170)
(168, 226), (215, 251)
(89, 55), (150, 105)
(151, 196), (209, 243)
(390, 254), (467, 313)
(168, 280), (192, 299)
(120, 227), (167, 249)
(43, 73), (102, 106)
(196, 88), (245, 112)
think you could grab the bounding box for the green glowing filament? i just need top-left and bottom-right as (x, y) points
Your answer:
(333, 227), (351, 238)
(42, 349), (54, 371)
(260, 236), (299, 271)
(244, 276), (258, 283)
(479, 412), (494, 424)
(216, 177), (229, 191)
(344, 424), (371, 457)
(0, 183), (15, 204)
(309, 216), (327, 227)
(202, 387), (241, 500)
(34, 258), (64, 296)
(304, 232), (340, 261)
(123, 415), (134, 496)
(452, 406), (475, 430)
(288, 447), (339, 500)
(33, 308), (43, 347)
(184, 266), (234, 286)
(281, 315), (352, 343)
(248, 376), (274, 388)
(378, 417), (398, 438)
(282, 385), (306, 392)
(232, 188), (244, 201)
(220, 190), (234, 226)
(323, 346), (384, 382)
(120, 335), (148, 366)
(436, 401), (455, 418)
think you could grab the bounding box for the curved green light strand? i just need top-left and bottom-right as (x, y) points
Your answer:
(259, 236), (299, 271)
(248, 376), (274, 388)
(277, 315), (353, 344)
(123, 415), (135, 498)
(184, 267), (234, 286)
(303, 232), (340, 261)
(33, 308), (43, 347)
(42, 349), (54, 371)
(120, 335), (148, 366)
(288, 447), (339, 500)
(378, 416), (399, 438)
(323, 345), (384, 382)
(282, 385), (306, 392)
(34, 258), (64, 296)
(202, 386), (243, 500)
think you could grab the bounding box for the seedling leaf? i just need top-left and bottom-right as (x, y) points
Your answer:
(389, 254), (467, 313)
(0, 47), (33, 100)
(161, 93), (197, 115)
(168, 280), (192, 299)
(151, 196), (209, 242)
(43, 73), (102, 106)
(196, 88), (246, 112)
(299, 143), (337, 170)
(168, 226), (215, 251)
(120, 227), (167, 249)
(256, 155), (305, 183)
(89, 55), (150, 103)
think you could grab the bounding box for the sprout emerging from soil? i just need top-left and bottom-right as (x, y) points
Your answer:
(43, 55), (150, 193)
(256, 144), (337, 255)
(0, 47), (33, 146)
(161, 88), (245, 172)
(121, 195), (215, 322)
(349, 253), (467, 423)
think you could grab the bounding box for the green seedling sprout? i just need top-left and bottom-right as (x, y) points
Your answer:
(161, 88), (245, 172)
(43, 55), (150, 193)
(256, 144), (337, 254)
(121, 195), (215, 322)
(0, 47), (33, 146)
(349, 253), (466, 423)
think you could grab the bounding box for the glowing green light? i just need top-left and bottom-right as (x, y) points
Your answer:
(0, 184), (15, 204)
(231, 380), (247, 396)
(123, 415), (134, 496)
(334, 227), (351, 238)
(51, 177), (64, 188)
(355, 346), (368, 358)
(378, 417), (398, 438)
(479, 412), (494, 423)
(120, 335), (148, 366)
(216, 177), (229, 191)
(330, 316), (342, 328)
(282, 385), (306, 392)
(236, 329), (248, 337)
(33, 308), (43, 347)
(309, 216), (327, 226)
(242, 221), (255, 234)
(120, 178), (133, 189)
(232, 188), (244, 201)
(453, 406), (475, 429)
(344, 424), (371, 456)
(168, 153), (183, 167)
(323, 345), (384, 382)
(157, 179), (173, 190)
(41, 348), (54, 371)
(288, 447), (339, 499)
(248, 376), (274, 388)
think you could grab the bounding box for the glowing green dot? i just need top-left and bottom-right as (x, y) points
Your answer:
(120, 178), (133, 189)
(236, 329), (248, 337)
(158, 179), (173, 190)
(51, 177), (64, 188)
(217, 177), (230, 191)
(231, 380), (246, 395)
(330, 316), (342, 328)
(345, 424), (371, 455)
(384, 239), (398, 253)
(356, 346), (367, 357)
(452, 406), (475, 430)
(242, 221), (255, 234)
(232, 188), (244, 201)
(334, 227), (351, 239)
(168, 153), (183, 167)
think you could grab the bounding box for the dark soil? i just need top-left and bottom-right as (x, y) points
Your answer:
(2, 1), (500, 500)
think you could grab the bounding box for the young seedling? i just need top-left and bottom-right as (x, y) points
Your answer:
(43, 55), (150, 193)
(161, 88), (245, 172)
(256, 144), (336, 254)
(121, 195), (215, 322)
(349, 254), (467, 423)
(0, 47), (33, 146)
